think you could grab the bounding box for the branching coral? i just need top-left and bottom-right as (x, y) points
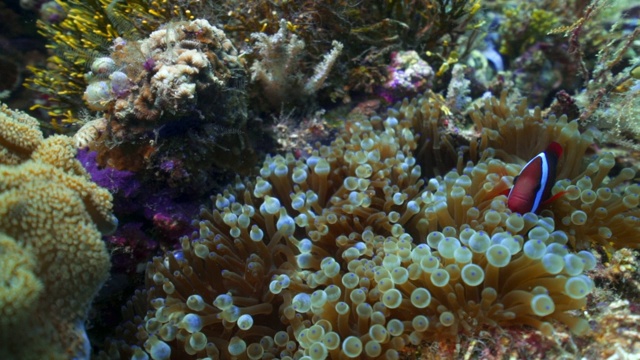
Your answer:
(100, 90), (633, 359)
(0, 104), (116, 359)
(250, 19), (343, 111)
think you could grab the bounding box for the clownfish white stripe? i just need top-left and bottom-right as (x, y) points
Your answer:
(530, 151), (548, 213)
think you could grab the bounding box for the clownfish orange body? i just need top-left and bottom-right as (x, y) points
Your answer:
(507, 142), (563, 214)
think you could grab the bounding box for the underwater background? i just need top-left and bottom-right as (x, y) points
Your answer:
(0, 0), (639, 358)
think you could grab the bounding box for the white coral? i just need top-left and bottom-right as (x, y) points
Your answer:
(304, 41), (344, 95)
(250, 19), (342, 109)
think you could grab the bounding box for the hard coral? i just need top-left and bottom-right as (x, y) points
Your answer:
(105, 92), (606, 359)
(384, 50), (435, 99)
(26, 0), (191, 124)
(0, 104), (116, 359)
(88, 19), (259, 197)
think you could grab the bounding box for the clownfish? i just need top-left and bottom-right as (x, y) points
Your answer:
(507, 142), (564, 214)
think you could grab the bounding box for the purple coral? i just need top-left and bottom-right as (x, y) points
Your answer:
(143, 57), (156, 72)
(109, 71), (131, 98)
(385, 50), (434, 96)
(76, 149), (140, 198)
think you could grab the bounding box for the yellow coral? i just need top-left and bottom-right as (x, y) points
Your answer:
(0, 104), (44, 165)
(0, 105), (116, 359)
(0, 233), (42, 327)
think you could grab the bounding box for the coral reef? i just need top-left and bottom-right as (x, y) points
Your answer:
(573, 12), (640, 149)
(85, 18), (260, 197)
(498, 4), (560, 56)
(572, 247), (640, 358)
(28, 0), (486, 126)
(6, 0), (640, 359)
(221, 0), (484, 99)
(0, 104), (116, 359)
(580, 299), (640, 359)
(25, 0), (193, 125)
(98, 91), (637, 359)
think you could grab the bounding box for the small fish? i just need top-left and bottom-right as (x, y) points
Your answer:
(507, 142), (564, 214)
